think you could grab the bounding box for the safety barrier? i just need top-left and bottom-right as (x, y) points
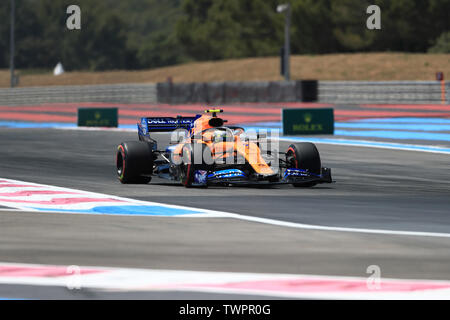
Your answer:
(0, 84), (157, 106)
(0, 81), (448, 106)
(157, 81), (315, 104)
(158, 80), (448, 105)
(318, 81), (448, 104)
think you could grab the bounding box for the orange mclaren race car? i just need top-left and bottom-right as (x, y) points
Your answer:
(116, 110), (332, 187)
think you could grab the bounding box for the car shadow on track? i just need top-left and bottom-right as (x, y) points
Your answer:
(149, 182), (334, 190)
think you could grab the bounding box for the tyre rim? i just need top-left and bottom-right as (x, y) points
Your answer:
(117, 149), (125, 178)
(286, 149), (297, 168)
(180, 147), (191, 184)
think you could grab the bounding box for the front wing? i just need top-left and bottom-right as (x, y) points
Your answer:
(191, 168), (333, 186)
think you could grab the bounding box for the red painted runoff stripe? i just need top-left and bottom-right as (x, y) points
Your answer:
(121, 108), (450, 123)
(119, 109), (177, 117)
(0, 190), (79, 197)
(0, 265), (105, 277)
(0, 106), (79, 112)
(362, 104), (450, 112)
(0, 197), (124, 205)
(0, 112), (76, 122)
(0, 184), (41, 188)
(150, 103), (332, 112)
(119, 114), (282, 125)
(1, 262), (450, 298)
(335, 110), (450, 118)
(0, 102), (155, 110)
(129, 102), (333, 113)
(1, 102), (449, 125)
(0, 103), (160, 112)
(119, 108), (280, 117)
(190, 278), (450, 293)
(0, 102), (332, 119)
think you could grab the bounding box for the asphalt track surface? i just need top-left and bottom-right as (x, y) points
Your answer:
(0, 127), (450, 299)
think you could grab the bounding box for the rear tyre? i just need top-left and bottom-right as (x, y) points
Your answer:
(286, 143), (321, 188)
(116, 141), (153, 184)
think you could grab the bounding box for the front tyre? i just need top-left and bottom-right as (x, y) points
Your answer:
(180, 145), (194, 187)
(179, 143), (211, 188)
(286, 143), (321, 188)
(116, 141), (153, 184)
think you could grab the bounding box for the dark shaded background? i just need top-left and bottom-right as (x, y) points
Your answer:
(0, 0), (448, 71)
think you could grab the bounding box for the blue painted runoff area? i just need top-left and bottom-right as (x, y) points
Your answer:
(334, 130), (450, 141)
(350, 118), (450, 124)
(280, 137), (450, 154)
(335, 123), (450, 131)
(2, 118), (450, 148)
(30, 205), (203, 216)
(0, 121), (137, 130)
(0, 121), (76, 129)
(242, 117), (450, 142)
(244, 125), (450, 140)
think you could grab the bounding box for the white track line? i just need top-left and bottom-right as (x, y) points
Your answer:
(222, 213), (450, 239)
(1, 262), (450, 299)
(2, 178), (450, 239)
(279, 137), (450, 155)
(51, 125), (450, 154)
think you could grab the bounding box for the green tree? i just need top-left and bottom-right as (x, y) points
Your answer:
(331, 0), (376, 51)
(0, 1), (10, 68)
(372, 0), (450, 52)
(59, 0), (131, 70)
(1, 0), (449, 71)
(291, 0), (338, 54)
(176, 0), (282, 61)
(105, 0), (184, 68)
(429, 31), (450, 53)
(0, 0), (182, 71)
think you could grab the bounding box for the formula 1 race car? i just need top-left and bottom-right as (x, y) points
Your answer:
(116, 109), (332, 188)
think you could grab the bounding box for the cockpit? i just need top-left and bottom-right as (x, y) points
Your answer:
(201, 127), (237, 143)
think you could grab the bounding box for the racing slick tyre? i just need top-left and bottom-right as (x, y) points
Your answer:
(180, 143), (212, 188)
(286, 143), (321, 188)
(116, 141), (153, 184)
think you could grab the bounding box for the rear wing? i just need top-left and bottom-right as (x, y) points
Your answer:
(138, 115), (201, 135)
